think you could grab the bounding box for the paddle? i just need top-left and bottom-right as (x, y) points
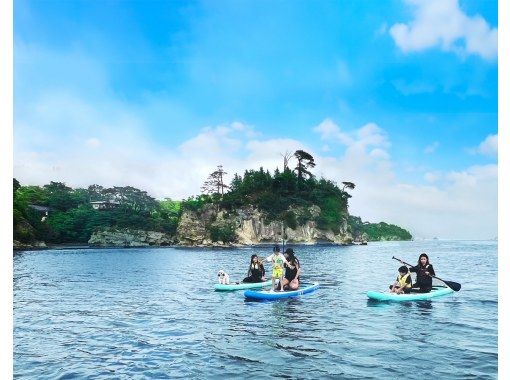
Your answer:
(392, 256), (461, 291)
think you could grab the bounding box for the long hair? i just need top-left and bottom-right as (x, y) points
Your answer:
(285, 248), (299, 267)
(418, 253), (429, 267)
(250, 254), (262, 270)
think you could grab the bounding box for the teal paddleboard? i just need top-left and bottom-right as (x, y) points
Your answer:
(214, 279), (273, 291)
(367, 286), (454, 301)
(244, 282), (320, 300)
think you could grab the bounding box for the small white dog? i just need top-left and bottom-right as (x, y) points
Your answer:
(217, 269), (230, 285)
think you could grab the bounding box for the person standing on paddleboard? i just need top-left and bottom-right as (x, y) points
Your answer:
(410, 253), (435, 293)
(264, 245), (293, 291)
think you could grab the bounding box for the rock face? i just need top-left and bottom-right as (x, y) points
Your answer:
(13, 240), (47, 250)
(176, 205), (352, 246)
(88, 227), (175, 247)
(85, 205), (352, 247)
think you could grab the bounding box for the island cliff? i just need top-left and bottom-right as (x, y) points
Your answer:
(13, 152), (412, 249)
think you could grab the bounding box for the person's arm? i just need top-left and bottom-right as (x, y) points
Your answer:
(247, 266), (252, 277)
(281, 255), (294, 269)
(261, 264), (266, 278)
(409, 265), (417, 273)
(264, 254), (274, 263)
(390, 278), (399, 292)
(427, 264), (435, 277)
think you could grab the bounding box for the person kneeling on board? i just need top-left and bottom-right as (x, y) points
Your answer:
(281, 248), (301, 291)
(389, 266), (412, 294)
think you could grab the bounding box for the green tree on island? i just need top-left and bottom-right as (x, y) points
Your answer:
(293, 150), (316, 187)
(13, 149), (412, 246)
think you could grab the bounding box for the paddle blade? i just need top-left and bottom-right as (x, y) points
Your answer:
(444, 281), (461, 291)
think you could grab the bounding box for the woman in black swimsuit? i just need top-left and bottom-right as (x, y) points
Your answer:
(243, 254), (266, 283)
(281, 248), (301, 290)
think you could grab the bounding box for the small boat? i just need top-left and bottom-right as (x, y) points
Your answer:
(244, 282), (320, 300)
(214, 280), (273, 291)
(366, 286), (454, 302)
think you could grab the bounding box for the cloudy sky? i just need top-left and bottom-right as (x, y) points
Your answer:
(13, 0), (498, 239)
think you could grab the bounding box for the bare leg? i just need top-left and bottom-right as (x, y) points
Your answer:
(289, 278), (299, 290)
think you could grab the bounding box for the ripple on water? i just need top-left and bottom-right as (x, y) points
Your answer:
(14, 242), (498, 378)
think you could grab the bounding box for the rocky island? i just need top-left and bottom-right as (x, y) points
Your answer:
(13, 151), (412, 249)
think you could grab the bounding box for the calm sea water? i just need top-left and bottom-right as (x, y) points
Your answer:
(14, 240), (497, 379)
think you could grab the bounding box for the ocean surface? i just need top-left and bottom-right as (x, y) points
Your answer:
(14, 240), (497, 379)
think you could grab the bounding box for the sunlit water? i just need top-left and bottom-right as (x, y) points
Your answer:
(14, 240), (497, 379)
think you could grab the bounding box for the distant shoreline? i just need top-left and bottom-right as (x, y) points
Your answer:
(13, 241), (366, 252)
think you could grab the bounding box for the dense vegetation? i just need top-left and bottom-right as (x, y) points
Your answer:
(348, 216), (413, 241)
(13, 150), (412, 245)
(183, 166), (351, 234)
(13, 179), (180, 244)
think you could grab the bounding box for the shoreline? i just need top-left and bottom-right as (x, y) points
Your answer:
(13, 241), (364, 252)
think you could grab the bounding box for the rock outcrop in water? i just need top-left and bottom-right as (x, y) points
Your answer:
(13, 240), (47, 250)
(88, 227), (175, 247)
(176, 205), (352, 246)
(88, 205), (353, 247)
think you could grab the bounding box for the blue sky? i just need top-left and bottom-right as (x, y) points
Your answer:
(13, 0), (498, 239)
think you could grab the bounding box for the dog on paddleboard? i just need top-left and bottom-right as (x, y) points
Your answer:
(217, 269), (230, 285)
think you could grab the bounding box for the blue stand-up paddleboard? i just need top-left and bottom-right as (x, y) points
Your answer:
(215, 280), (273, 291)
(244, 282), (320, 300)
(366, 286), (454, 302)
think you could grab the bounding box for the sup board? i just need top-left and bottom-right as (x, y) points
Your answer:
(214, 279), (273, 291)
(244, 282), (319, 300)
(366, 286), (454, 301)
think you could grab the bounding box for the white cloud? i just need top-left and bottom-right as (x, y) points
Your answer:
(424, 171), (441, 183)
(470, 134), (498, 156)
(370, 148), (390, 160)
(313, 118), (353, 145)
(356, 123), (389, 148)
(340, 162), (497, 240)
(390, 0), (497, 60)
(313, 119), (390, 151)
(424, 141), (439, 154)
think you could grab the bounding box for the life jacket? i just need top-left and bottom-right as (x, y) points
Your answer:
(397, 273), (411, 288)
(273, 254), (284, 270)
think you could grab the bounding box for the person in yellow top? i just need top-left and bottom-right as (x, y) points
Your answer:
(264, 245), (293, 291)
(389, 266), (412, 294)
